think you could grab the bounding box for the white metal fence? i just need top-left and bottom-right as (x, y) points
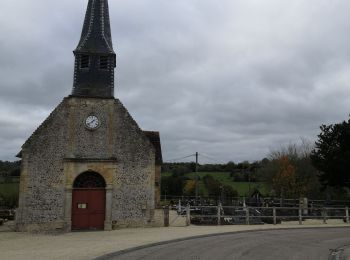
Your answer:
(181, 205), (350, 226)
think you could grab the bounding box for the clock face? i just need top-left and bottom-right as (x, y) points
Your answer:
(85, 115), (100, 130)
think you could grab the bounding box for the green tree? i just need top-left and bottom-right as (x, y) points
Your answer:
(258, 140), (321, 198)
(161, 174), (186, 196)
(202, 175), (238, 198)
(0, 160), (20, 178)
(222, 184), (238, 198)
(183, 180), (196, 195)
(202, 175), (221, 196)
(311, 117), (350, 188)
(272, 156), (297, 198)
(224, 161), (236, 172)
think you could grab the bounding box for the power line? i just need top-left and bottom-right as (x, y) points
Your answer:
(198, 153), (226, 164)
(165, 153), (226, 164)
(166, 154), (196, 162)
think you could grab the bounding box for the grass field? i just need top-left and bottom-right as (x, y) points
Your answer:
(0, 182), (19, 198)
(162, 172), (270, 196)
(0, 182), (19, 207)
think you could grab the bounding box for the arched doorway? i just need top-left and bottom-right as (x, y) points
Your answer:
(71, 171), (106, 230)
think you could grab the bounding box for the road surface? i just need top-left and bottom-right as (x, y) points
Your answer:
(104, 228), (350, 260)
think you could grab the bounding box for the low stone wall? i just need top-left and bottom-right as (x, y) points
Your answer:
(15, 221), (68, 233)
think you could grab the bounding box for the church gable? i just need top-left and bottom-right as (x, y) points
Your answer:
(113, 99), (156, 160)
(21, 99), (68, 154)
(64, 97), (117, 159)
(56, 97), (156, 162)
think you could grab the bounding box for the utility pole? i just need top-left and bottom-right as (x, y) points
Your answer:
(195, 152), (199, 200)
(248, 169), (251, 195)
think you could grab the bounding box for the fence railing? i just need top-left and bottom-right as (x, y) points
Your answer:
(161, 196), (350, 208)
(180, 205), (350, 226)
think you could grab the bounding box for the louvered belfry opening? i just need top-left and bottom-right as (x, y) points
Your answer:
(80, 55), (90, 69)
(99, 56), (109, 69)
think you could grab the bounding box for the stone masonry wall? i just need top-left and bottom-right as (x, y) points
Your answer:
(16, 100), (69, 231)
(112, 99), (155, 227)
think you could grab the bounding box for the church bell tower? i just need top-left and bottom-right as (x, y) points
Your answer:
(72, 0), (116, 98)
(16, 0), (162, 232)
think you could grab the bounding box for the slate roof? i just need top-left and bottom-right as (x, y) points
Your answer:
(143, 131), (163, 165)
(72, 0), (116, 98)
(75, 0), (114, 54)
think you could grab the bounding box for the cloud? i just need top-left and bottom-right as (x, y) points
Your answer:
(1, 0), (350, 162)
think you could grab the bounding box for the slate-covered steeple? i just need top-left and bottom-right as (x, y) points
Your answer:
(72, 0), (116, 98)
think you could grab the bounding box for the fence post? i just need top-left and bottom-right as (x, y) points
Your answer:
(322, 208), (327, 224)
(302, 197), (308, 215)
(217, 203), (221, 225)
(346, 207), (349, 224)
(164, 206), (169, 227)
(186, 204), (191, 226)
(245, 207), (250, 225)
(273, 207), (276, 225)
(298, 207), (302, 225)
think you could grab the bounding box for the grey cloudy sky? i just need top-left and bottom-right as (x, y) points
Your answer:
(1, 0), (350, 163)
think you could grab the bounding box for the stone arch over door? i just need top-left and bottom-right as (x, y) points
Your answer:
(71, 171), (106, 230)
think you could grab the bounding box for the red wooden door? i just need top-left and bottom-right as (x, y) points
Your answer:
(71, 189), (106, 230)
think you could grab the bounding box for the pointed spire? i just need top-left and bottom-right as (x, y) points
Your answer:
(71, 0), (116, 98)
(76, 0), (114, 53)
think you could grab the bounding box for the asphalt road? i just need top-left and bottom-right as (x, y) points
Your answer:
(106, 228), (350, 260)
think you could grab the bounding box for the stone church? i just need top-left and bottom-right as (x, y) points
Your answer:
(15, 0), (162, 232)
